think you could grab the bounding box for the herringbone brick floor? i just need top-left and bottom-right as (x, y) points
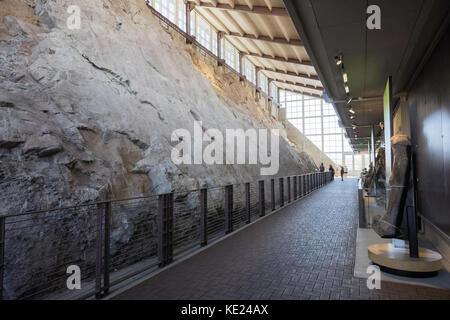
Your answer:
(114, 178), (450, 300)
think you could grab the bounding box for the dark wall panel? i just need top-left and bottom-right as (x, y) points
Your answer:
(409, 26), (450, 236)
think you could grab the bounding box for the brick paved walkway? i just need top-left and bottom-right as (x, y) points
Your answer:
(114, 178), (450, 300)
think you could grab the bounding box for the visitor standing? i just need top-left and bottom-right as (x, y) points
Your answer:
(319, 163), (325, 172)
(329, 165), (335, 181)
(340, 166), (345, 181)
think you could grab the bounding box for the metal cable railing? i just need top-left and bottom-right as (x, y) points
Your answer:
(0, 172), (332, 300)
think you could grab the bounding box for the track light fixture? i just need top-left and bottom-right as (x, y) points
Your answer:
(347, 97), (353, 104)
(349, 108), (355, 114)
(335, 55), (343, 66)
(350, 115), (355, 120)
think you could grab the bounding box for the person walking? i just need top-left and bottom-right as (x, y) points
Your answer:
(319, 163), (325, 172)
(340, 166), (345, 181)
(329, 165), (335, 181)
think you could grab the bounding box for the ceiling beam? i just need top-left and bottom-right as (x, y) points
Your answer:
(187, 1), (288, 16)
(246, 52), (312, 67)
(262, 67), (320, 81)
(269, 78), (323, 92)
(228, 32), (303, 46)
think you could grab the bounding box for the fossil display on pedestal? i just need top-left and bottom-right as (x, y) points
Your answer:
(372, 135), (411, 239)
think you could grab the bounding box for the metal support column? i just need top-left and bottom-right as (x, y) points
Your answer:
(259, 180), (265, 217)
(245, 183), (251, 224)
(293, 176), (297, 200)
(103, 202), (111, 296)
(271, 179), (275, 211)
(225, 185), (233, 234)
(95, 203), (104, 299)
(158, 193), (174, 268)
(279, 177), (284, 207)
(287, 177), (291, 203)
(200, 188), (207, 246)
(0, 216), (4, 301)
(298, 176), (302, 197)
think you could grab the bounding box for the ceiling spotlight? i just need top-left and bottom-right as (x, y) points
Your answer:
(335, 55), (343, 66)
(345, 86), (350, 94)
(350, 115), (355, 120)
(349, 108), (355, 114)
(343, 73), (348, 83)
(352, 125), (357, 130)
(347, 97), (353, 104)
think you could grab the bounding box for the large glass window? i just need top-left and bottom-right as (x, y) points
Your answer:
(304, 98), (321, 117)
(259, 72), (267, 93)
(177, 1), (186, 31)
(281, 89), (358, 168)
(154, 0), (177, 23)
(323, 134), (342, 153)
(345, 155), (353, 171)
(224, 40), (238, 71)
(304, 117), (322, 135)
(271, 83), (278, 102)
(197, 16), (211, 50)
(354, 154), (363, 171)
(323, 116), (340, 134)
(326, 153), (343, 166)
(285, 99), (302, 119)
(289, 118), (303, 132)
(244, 58), (255, 84)
(322, 102), (335, 116)
(307, 135), (323, 150)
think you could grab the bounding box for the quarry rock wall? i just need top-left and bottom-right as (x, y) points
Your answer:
(0, 0), (331, 298)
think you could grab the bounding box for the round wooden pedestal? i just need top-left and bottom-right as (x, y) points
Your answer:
(368, 243), (442, 278)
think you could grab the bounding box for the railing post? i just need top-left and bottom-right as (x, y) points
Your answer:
(279, 177), (284, 207)
(305, 175), (308, 195)
(95, 203), (104, 299)
(298, 176), (302, 197)
(103, 202), (111, 296)
(259, 180), (265, 217)
(200, 188), (208, 246)
(225, 185), (233, 234)
(308, 174), (311, 193)
(245, 183), (251, 224)
(158, 193), (174, 268)
(305, 174), (308, 194)
(271, 179), (275, 211)
(0, 216), (4, 301)
(287, 177), (291, 203)
(293, 175), (297, 200)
